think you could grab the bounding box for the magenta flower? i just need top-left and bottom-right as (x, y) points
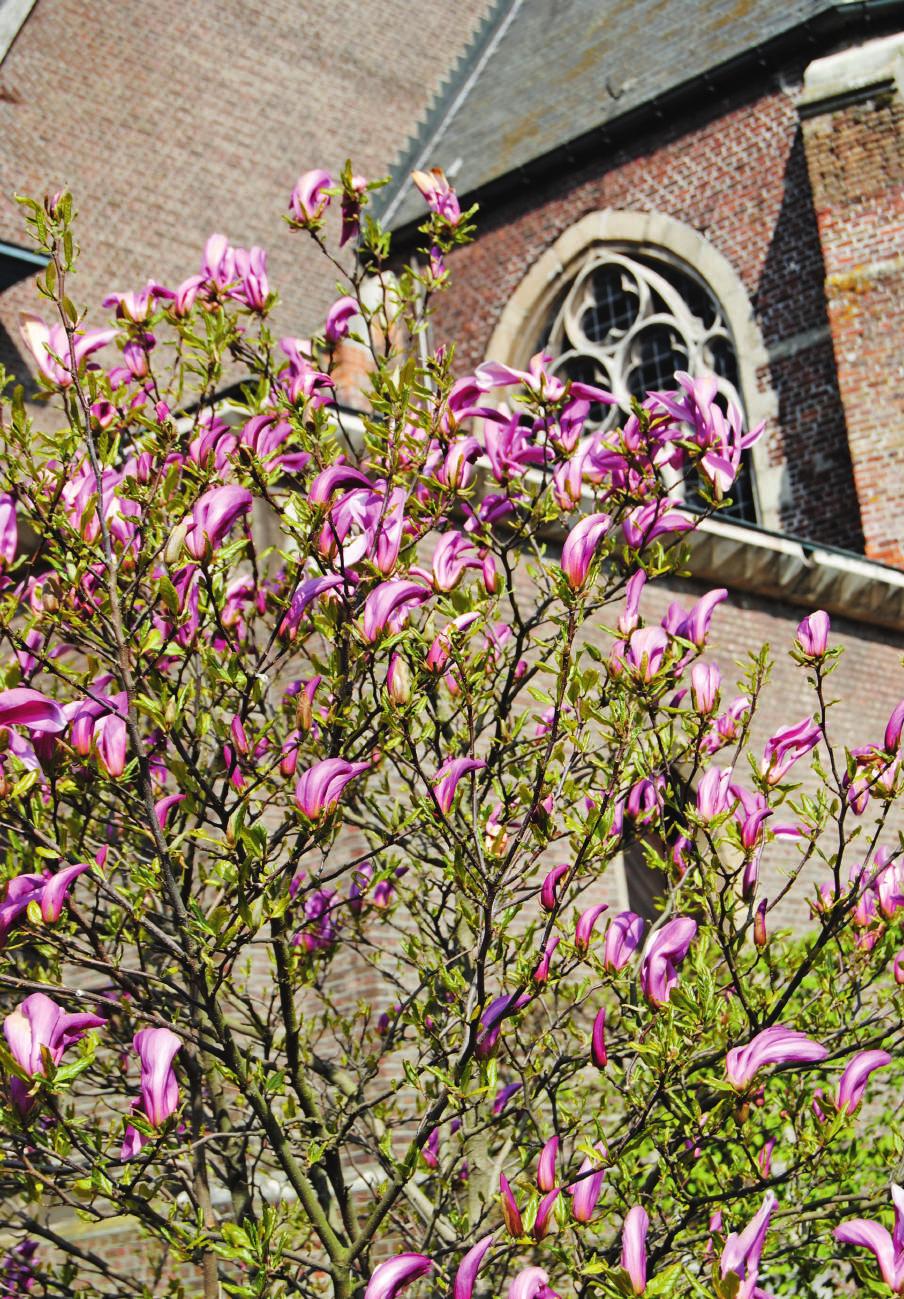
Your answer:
(364, 1254), (433, 1299)
(696, 765), (733, 821)
(4, 992), (105, 1114)
(492, 1082), (522, 1114)
(621, 1206), (650, 1295)
(532, 934), (559, 984)
(0, 688), (66, 734)
(885, 700), (904, 754)
(0, 493), (17, 568)
(411, 167), (461, 224)
(603, 911), (646, 971)
(575, 902), (608, 953)
(121, 1026), (181, 1159)
(534, 1188), (561, 1241)
(508, 1267), (559, 1299)
(279, 574), (345, 638)
(537, 1135), (559, 1192)
(836, 1049), (892, 1115)
(591, 1007), (607, 1068)
(640, 917), (697, 1006)
(154, 791), (186, 830)
(725, 1025), (828, 1088)
(0, 875), (45, 944)
(618, 570), (647, 635)
(476, 992), (531, 1059)
(453, 1236), (494, 1299)
(432, 757), (485, 815)
(623, 498), (693, 549)
(340, 173), (367, 246)
(362, 580), (431, 642)
(325, 295), (358, 343)
(39, 862), (92, 923)
(429, 532), (483, 591)
(761, 716), (820, 785)
(184, 486), (253, 560)
(561, 512), (611, 590)
(797, 610), (830, 657)
(625, 627), (669, 682)
(288, 169), (333, 224)
(232, 245), (269, 310)
(836, 1185), (904, 1293)
(541, 863), (569, 911)
(19, 312), (115, 387)
(309, 463), (374, 504)
(569, 1147), (606, 1223)
(295, 757), (370, 819)
(691, 661), (721, 714)
(720, 1191), (776, 1299)
(500, 1172), (524, 1236)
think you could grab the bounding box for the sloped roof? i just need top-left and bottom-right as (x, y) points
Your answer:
(381, 0), (890, 230)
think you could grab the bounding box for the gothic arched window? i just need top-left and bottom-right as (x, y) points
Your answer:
(535, 244), (758, 521)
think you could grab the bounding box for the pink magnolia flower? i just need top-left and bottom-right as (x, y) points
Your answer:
(885, 700), (904, 754)
(4, 992), (105, 1114)
(575, 902), (608, 953)
(432, 757), (485, 815)
(623, 498), (694, 549)
(540, 863), (569, 911)
(696, 765), (734, 821)
(325, 295), (358, 343)
(295, 758), (370, 819)
(508, 1267), (559, 1299)
(39, 862), (92, 923)
(362, 580), (431, 642)
(386, 653), (412, 705)
(154, 792), (186, 830)
(184, 486), (253, 560)
(640, 916), (697, 1006)
(591, 1007), (607, 1068)
(537, 1136), (558, 1192)
(725, 1025), (828, 1088)
(364, 1254), (433, 1299)
(561, 512), (611, 590)
(429, 532), (483, 591)
(500, 1171), (523, 1236)
(691, 661), (721, 714)
(761, 716), (820, 785)
(121, 1026), (181, 1159)
(478, 351), (613, 407)
(19, 312), (115, 387)
(569, 1145), (606, 1223)
(835, 1184), (904, 1293)
(340, 173), (367, 246)
(289, 169), (333, 223)
(664, 588), (728, 648)
(625, 627), (669, 682)
(534, 1189), (560, 1241)
(411, 167), (461, 224)
(604, 911), (646, 971)
(836, 1049), (892, 1115)
(720, 1191), (776, 1299)
(532, 934), (559, 984)
(232, 246), (269, 311)
(797, 610), (830, 657)
(621, 1205), (650, 1295)
(617, 570), (647, 636)
(0, 688), (65, 734)
(453, 1236), (494, 1299)
(0, 494), (17, 568)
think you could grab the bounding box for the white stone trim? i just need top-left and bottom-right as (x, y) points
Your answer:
(0, 0), (36, 64)
(798, 30), (904, 114)
(485, 210), (782, 529)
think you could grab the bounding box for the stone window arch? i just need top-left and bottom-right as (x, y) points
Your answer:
(487, 211), (779, 527)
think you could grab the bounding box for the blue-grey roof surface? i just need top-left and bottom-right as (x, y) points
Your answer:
(381, 0), (866, 229)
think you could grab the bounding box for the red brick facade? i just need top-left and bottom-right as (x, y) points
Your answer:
(0, 0), (490, 381)
(802, 89), (904, 564)
(424, 75), (871, 552)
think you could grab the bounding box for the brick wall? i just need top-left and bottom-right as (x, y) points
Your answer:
(801, 89), (904, 565)
(0, 0), (491, 384)
(420, 76), (868, 553)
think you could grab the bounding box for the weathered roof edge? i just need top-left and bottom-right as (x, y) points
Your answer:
(380, 0), (904, 238)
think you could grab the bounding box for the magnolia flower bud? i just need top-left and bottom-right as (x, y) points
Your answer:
(386, 653), (411, 706)
(164, 521), (189, 565)
(754, 899), (768, 948)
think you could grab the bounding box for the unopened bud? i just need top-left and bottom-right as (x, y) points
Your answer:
(386, 652), (411, 706)
(164, 521), (189, 565)
(754, 899), (768, 948)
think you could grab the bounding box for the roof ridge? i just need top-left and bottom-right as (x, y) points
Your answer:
(377, 0), (520, 227)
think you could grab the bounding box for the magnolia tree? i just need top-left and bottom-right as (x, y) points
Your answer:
(0, 165), (902, 1299)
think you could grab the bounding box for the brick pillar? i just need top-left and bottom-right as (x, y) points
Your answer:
(799, 35), (904, 565)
